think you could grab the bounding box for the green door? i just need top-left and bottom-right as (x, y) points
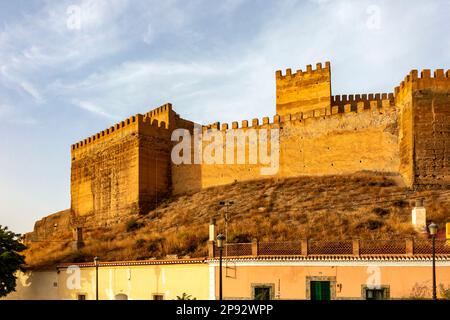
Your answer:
(310, 281), (331, 300)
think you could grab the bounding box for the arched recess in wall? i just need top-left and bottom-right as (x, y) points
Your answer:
(115, 293), (128, 300)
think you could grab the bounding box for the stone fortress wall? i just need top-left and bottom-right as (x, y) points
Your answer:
(27, 62), (450, 239)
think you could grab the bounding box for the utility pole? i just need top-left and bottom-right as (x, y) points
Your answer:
(219, 200), (234, 258)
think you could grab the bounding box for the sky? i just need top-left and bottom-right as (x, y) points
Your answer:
(0, 0), (449, 233)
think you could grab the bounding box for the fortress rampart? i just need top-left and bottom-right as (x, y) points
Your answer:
(29, 61), (450, 236)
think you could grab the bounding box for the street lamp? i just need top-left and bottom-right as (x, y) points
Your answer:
(429, 222), (438, 300)
(217, 233), (226, 301)
(219, 200), (234, 258)
(94, 256), (99, 300)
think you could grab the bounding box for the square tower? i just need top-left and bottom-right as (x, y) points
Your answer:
(276, 62), (331, 116)
(396, 68), (450, 188)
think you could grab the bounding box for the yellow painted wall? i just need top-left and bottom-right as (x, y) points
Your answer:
(2, 271), (58, 300)
(57, 263), (209, 300)
(216, 263), (450, 300)
(5, 262), (450, 300)
(4, 263), (209, 300)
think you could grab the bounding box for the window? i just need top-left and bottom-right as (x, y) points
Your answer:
(153, 294), (164, 300)
(365, 288), (387, 300)
(77, 294), (86, 300)
(254, 287), (271, 300)
(251, 284), (274, 300)
(362, 285), (390, 300)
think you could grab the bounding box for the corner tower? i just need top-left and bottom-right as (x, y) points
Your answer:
(276, 61), (331, 116)
(396, 68), (450, 188)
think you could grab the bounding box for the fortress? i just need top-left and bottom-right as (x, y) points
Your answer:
(28, 61), (450, 240)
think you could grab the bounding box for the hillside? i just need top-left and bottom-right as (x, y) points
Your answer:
(25, 172), (450, 269)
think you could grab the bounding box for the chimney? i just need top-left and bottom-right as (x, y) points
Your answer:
(411, 199), (426, 231)
(209, 218), (216, 241)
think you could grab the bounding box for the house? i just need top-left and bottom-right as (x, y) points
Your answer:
(5, 238), (450, 300)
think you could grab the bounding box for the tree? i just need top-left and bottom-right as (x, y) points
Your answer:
(0, 225), (26, 297)
(176, 293), (196, 300)
(439, 284), (450, 300)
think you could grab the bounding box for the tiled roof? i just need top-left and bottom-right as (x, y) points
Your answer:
(208, 254), (450, 262)
(56, 254), (450, 268)
(56, 257), (206, 268)
(56, 239), (450, 268)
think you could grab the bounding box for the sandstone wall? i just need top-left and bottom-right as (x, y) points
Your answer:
(25, 209), (72, 242)
(138, 126), (171, 213)
(279, 100), (399, 177)
(171, 98), (399, 194)
(276, 62), (331, 115)
(71, 119), (140, 222)
(70, 114), (171, 225)
(396, 75), (415, 188)
(396, 69), (450, 188)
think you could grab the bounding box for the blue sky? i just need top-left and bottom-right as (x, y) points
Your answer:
(0, 0), (449, 233)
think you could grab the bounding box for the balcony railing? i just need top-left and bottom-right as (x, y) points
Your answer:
(209, 239), (450, 258)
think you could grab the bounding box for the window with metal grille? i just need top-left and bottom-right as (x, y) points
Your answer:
(365, 288), (386, 300)
(252, 285), (274, 300)
(254, 287), (271, 300)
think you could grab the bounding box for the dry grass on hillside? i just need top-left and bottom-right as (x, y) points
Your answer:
(25, 173), (450, 269)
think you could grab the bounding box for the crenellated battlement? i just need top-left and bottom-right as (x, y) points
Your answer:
(203, 115), (281, 132)
(276, 61), (332, 116)
(275, 61), (331, 79)
(331, 92), (394, 112)
(71, 113), (169, 153)
(204, 92), (394, 132)
(394, 68), (450, 101)
(144, 103), (173, 118)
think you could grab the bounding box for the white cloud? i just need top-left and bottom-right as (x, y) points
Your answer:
(72, 100), (120, 120)
(1, 65), (44, 103)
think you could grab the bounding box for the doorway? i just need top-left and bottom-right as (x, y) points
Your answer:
(310, 281), (331, 300)
(306, 276), (336, 300)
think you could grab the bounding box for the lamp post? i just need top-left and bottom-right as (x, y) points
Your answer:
(217, 233), (226, 301)
(219, 200), (234, 259)
(94, 256), (99, 300)
(219, 201), (234, 245)
(429, 222), (438, 300)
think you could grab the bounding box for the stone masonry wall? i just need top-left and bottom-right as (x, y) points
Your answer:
(276, 62), (331, 116)
(177, 97), (399, 193)
(396, 69), (450, 187)
(70, 114), (171, 226)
